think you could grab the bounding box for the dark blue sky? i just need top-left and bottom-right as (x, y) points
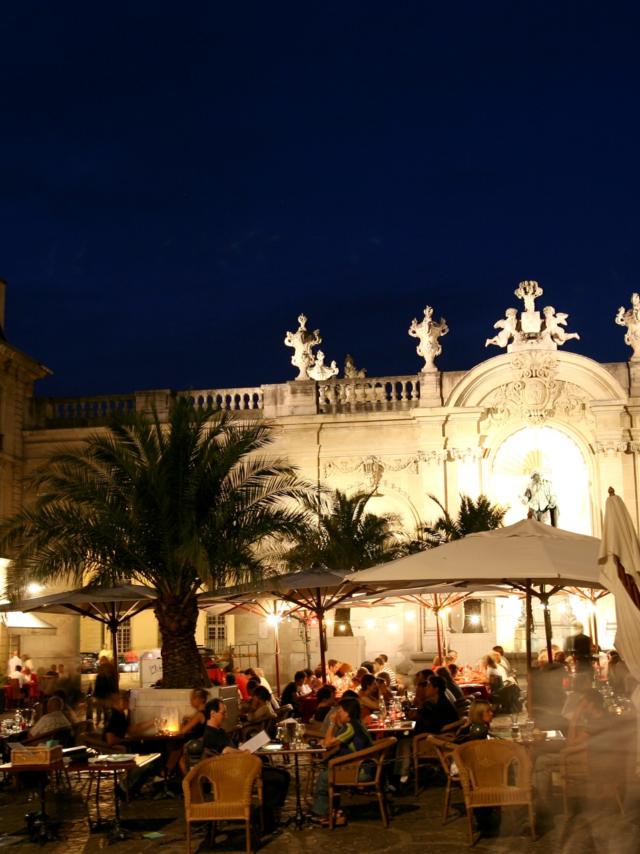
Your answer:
(2, 3), (640, 396)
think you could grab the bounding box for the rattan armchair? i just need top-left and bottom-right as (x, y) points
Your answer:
(183, 753), (263, 854)
(412, 719), (461, 795)
(327, 736), (396, 829)
(428, 735), (461, 822)
(454, 739), (536, 845)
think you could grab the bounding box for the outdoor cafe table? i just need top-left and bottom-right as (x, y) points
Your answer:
(0, 755), (65, 844)
(0, 726), (28, 761)
(257, 742), (325, 831)
(367, 719), (415, 740)
(69, 751), (161, 843)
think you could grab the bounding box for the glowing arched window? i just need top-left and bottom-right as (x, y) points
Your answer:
(491, 426), (591, 535)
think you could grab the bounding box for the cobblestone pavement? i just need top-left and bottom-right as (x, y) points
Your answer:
(1, 769), (639, 854)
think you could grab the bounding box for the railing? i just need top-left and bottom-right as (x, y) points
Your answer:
(180, 387), (264, 412)
(30, 395), (137, 428)
(317, 375), (421, 413)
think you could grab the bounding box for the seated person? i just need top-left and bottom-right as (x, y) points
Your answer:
(414, 675), (459, 735)
(52, 688), (78, 724)
(280, 671), (305, 714)
(311, 685), (337, 724)
(299, 669), (314, 696)
(358, 673), (380, 718)
(242, 686), (276, 738)
(375, 671), (394, 705)
(202, 698), (290, 833)
(436, 666), (464, 701)
(103, 690), (155, 747)
(171, 688), (208, 775)
(454, 700), (493, 742)
(312, 696), (373, 825)
(28, 696), (73, 741)
(375, 654), (398, 688)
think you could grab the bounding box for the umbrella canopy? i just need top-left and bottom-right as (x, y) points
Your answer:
(599, 488), (640, 773)
(349, 518), (602, 588)
(0, 584), (157, 682)
(350, 518), (602, 667)
(200, 567), (358, 682)
(1, 610), (57, 635)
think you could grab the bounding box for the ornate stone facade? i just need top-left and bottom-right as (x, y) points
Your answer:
(2, 279), (636, 673)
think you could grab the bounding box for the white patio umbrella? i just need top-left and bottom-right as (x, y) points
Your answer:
(598, 488), (640, 772)
(350, 518), (603, 666)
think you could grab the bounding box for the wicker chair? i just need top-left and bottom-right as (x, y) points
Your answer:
(327, 736), (396, 829)
(428, 735), (461, 822)
(183, 753), (263, 854)
(412, 719), (460, 795)
(454, 740), (535, 845)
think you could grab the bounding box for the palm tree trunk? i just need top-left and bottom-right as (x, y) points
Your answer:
(155, 595), (204, 688)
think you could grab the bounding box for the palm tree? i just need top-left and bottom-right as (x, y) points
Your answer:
(282, 489), (403, 571)
(424, 494), (507, 543)
(0, 398), (309, 687)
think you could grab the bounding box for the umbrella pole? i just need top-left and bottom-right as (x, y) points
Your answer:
(541, 586), (553, 665)
(273, 619), (281, 698)
(434, 608), (443, 662)
(525, 580), (533, 716)
(109, 618), (120, 689)
(318, 608), (327, 684)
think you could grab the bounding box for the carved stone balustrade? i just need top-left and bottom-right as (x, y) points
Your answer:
(30, 394), (137, 428)
(29, 386), (264, 428)
(180, 387), (264, 413)
(317, 375), (421, 413)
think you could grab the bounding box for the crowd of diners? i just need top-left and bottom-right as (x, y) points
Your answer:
(3, 634), (636, 837)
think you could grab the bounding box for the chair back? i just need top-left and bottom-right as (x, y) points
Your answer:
(454, 739), (532, 792)
(9, 679), (21, 700)
(428, 735), (458, 778)
(184, 753), (262, 810)
(329, 736), (397, 787)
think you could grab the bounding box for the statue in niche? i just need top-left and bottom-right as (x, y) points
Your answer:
(284, 314), (322, 380)
(522, 471), (558, 526)
(485, 308), (520, 348)
(344, 354), (366, 379)
(615, 293), (640, 359)
(540, 306), (580, 346)
(308, 350), (339, 381)
(408, 305), (449, 372)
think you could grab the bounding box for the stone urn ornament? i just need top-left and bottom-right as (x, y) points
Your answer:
(408, 306), (449, 372)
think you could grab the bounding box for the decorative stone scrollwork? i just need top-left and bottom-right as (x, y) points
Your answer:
(593, 440), (629, 456)
(323, 452), (430, 488)
(628, 441), (640, 454)
(308, 350), (339, 381)
(615, 293), (640, 360)
(408, 306), (448, 372)
(421, 450), (449, 465)
(485, 281), (580, 352)
(284, 314), (322, 380)
(485, 352), (590, 425)
(449, 447), (484, 462)
(344, 355), (366, 379)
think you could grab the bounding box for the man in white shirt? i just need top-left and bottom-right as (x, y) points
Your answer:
(9, 665), (27, 688)
(7, 650), (21, 677)
(374, 655), (398, 688)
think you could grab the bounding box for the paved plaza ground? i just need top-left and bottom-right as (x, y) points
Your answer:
(0, 764), (639, 854)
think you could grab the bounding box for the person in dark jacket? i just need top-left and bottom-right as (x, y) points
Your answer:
(414, 675), (459, 735)
(280, 670), (305, 714)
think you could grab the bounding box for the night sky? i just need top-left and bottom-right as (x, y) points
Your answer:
(2, 3), (640, 397)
